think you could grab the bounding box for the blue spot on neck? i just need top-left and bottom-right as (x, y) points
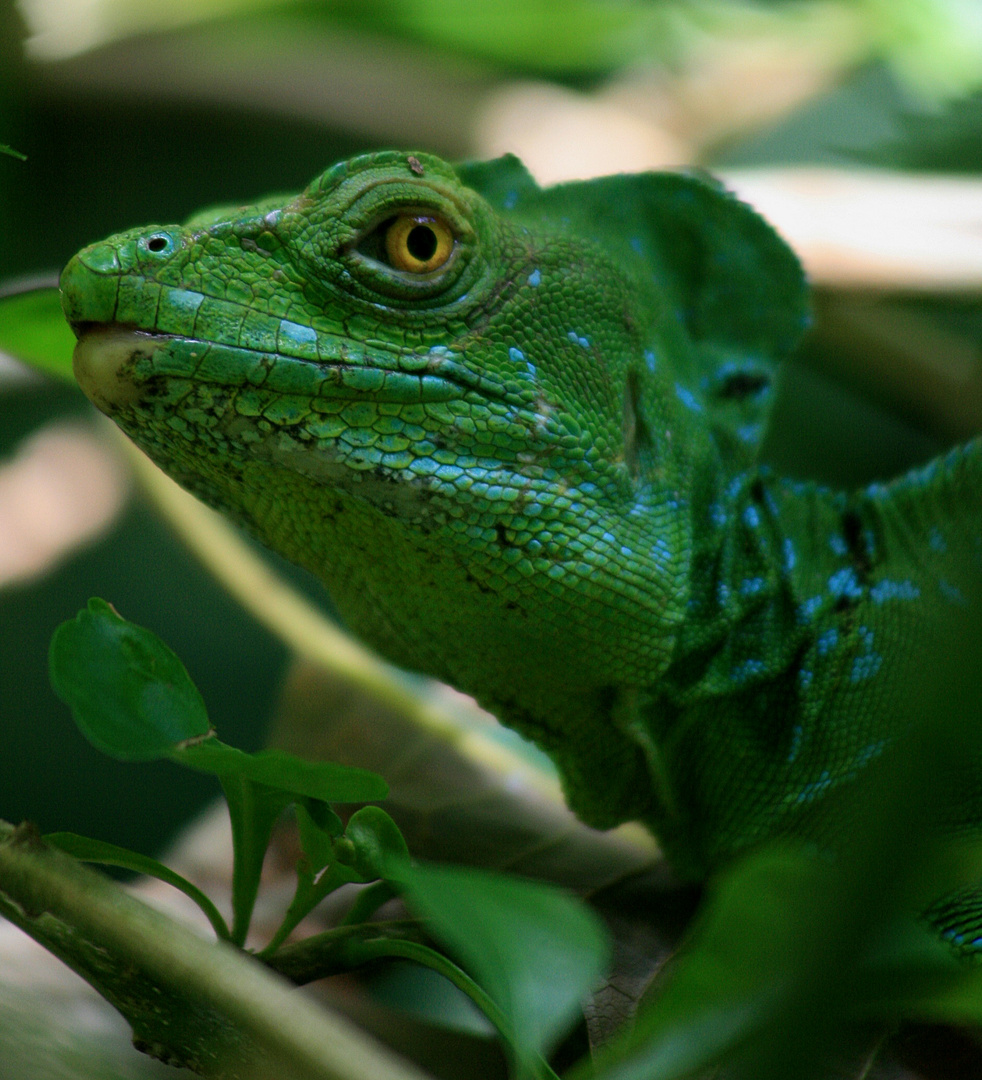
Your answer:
(731, 658), (765, 683)
(870, 580), (920, 603)
(850, 654), (883, 682)
(508, 345), (538, 380)
(675, 384), (702, 413)
(798, 596), (822, 622)
(828, 567), (862, 601)
(527, 268), (541, 287)
(737, 424), (761, 443)
(939, 579), (967, 605)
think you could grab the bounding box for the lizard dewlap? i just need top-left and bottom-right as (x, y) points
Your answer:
(62, 152), (981, 917)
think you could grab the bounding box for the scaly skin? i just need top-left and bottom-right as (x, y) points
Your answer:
(61, 152), (981, 903)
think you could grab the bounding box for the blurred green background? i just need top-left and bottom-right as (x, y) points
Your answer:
(1, 0), (981, 859)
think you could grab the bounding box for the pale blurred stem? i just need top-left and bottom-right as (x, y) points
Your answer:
(0, 820), (431, 1080)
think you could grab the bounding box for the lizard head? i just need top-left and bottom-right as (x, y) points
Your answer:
(61, 151), (807, 827)
(61, 149), (695, 648)
(63, 151), (675, 505)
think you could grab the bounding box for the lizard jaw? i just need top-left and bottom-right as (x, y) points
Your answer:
(72, 324), (171, 416)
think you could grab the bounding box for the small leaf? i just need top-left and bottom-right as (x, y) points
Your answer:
(262, 803), (363, 954)
(589, 848), (821, 1080)
(46, 832), (231, 941)
(342, 806), (410, 879)
(174, 741), (388, 803)
(296, 801), (340, 874)
(49, 599), (211, 760)
(302, 798), (345, 838)
(218, 775), (296, 946)
(390, 860), (610, 1067)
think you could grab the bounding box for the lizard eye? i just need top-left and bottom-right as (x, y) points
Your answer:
(382, 214), (455, 273)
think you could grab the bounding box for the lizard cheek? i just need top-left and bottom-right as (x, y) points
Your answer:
(72, 326), (167, 416)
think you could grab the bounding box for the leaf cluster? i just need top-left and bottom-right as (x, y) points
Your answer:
(20, 594), (982, 1080)
(39, 598), (610, 1079)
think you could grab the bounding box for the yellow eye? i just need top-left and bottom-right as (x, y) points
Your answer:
(384, 214), (455, 273)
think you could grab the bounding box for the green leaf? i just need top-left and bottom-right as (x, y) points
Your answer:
(0, 283), (76, 380)
(219, 776), (296, 946)
(49, 598), (212, 761)
(45, 832), (231, 942)
(0, 143), (26, 160)
(174, 741), (388, 803)
(167, 745), (386, 946)
(297, 801), (344, 869)
(170, 744), (387, 946)
(588, 847), (825, 1080)
(340, 805), (410, 880)
(390, 860), (610, 1068)
(262, 802), (364, 955)
(330, 0), (667, 75)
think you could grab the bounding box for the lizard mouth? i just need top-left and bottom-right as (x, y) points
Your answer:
(70, 320), (492, 419)
(72, 323), (171, 415)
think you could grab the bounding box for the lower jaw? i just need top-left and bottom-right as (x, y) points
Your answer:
(72, 326), (170, 415)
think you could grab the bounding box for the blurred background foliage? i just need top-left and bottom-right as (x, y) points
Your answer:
(1, 0), (981, 889)
(0, 3), (981, 1075)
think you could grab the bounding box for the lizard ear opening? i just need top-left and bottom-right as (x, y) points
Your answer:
(623, 370), (654, 481)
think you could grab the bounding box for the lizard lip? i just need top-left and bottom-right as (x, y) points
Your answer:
(72, 323), (172, 415)
(70, 321), (496, 413)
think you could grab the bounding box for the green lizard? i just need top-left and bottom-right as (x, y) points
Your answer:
(60, 151), (981, 940)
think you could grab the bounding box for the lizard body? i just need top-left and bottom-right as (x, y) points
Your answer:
(61, 152), (981, 894)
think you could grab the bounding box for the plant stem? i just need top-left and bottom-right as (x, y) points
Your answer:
(0, 821), (431, 1080)
(343, 937), (562, 1080)
(340, 880), (396, 926)
(263, 920), (424, 983)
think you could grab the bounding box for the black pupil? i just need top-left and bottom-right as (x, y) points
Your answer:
(406, 224), (438, 263)
(147, 236), (168, 252)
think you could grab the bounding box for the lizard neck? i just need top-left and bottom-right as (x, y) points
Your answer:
(639, 447), (982, 873)
(231, 454), (688, 829)
(661, 465), (874, 704)
(671, 438), (982, 702)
